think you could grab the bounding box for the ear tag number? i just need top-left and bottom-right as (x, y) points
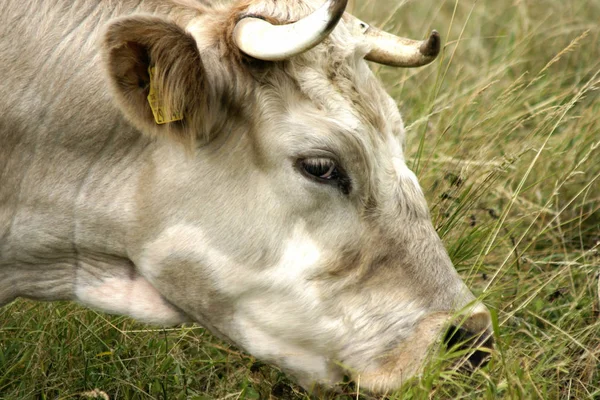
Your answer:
(147, 66), (184, 125)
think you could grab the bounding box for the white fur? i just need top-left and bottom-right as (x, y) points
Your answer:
(393, 157), (423, 191)
(139, 221), (323, 297)
(138, 221), (345, 381)
(235, 315), (340, 387)
(75, 274), (187, 325)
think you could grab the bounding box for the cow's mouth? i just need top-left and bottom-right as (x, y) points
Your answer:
(330, 315), (495, 394)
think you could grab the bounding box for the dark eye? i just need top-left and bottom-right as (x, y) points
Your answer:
(301, 158), (337, 179)
(297, 158), (351, 194)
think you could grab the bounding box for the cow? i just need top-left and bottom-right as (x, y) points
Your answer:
(0, 0), (493, 394)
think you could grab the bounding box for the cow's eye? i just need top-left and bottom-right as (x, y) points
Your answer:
(301, 158), (337, 180)
(297, 158), (351, 194)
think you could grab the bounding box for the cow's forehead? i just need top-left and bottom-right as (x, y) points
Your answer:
(236, 0), (404, 138)
(287, 51), (403, 141)
(242, 0), (328, 23)
(278, 50), (407, 183)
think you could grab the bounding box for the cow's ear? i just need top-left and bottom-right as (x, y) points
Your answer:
(102, 15), (207, 147)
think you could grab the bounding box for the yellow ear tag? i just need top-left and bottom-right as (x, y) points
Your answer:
(147, 66), (184, 125)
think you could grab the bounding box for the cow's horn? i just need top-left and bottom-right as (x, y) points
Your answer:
(348, 16), (440, 67)
(233, 0), (348, 61)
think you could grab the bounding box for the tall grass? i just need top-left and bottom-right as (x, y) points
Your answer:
(1, 0), (598, 398)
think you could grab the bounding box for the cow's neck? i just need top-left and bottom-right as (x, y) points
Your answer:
(0, 114), (150, 296)
(0, 111), (191, 324)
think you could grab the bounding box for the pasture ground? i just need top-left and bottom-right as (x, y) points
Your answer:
(1, 0), (599, 398)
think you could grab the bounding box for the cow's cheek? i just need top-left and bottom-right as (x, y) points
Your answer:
(230, 285), (347, 389)
(233, 308), (343, 387)
(135, 224), (239, 340)
(227, 224), (351, 383)
(134, 221), (349, 386)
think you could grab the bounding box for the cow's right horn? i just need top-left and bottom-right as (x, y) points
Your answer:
(233, 0), (347, 61)
(346, 15), (441, 67)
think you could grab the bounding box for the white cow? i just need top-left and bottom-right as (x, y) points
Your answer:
(0, 0), (492, 393)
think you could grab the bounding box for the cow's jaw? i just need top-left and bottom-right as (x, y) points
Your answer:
(223, 222), (347, 386)
(233, 308), (345, 389)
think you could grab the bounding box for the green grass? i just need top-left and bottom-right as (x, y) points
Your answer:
(2, 0), (599, 398)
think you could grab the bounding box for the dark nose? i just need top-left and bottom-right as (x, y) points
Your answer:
(444, 325), (494, 369)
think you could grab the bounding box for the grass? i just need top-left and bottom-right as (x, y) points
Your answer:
(1, 0), (599, 398)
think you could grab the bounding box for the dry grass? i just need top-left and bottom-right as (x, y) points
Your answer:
(1, 0), (599, 399)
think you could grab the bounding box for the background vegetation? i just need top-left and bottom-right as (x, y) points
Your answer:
(1, 0), (598, 398)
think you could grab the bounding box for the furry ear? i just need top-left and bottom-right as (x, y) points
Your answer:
(103, 15), (208, 147)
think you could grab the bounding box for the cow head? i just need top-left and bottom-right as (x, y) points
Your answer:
(101, 0), (493, 393)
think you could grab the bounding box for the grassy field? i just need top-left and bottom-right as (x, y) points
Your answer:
(1, 0), (599, 398)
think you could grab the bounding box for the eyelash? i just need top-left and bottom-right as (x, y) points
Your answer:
(296, 158), (351, 195)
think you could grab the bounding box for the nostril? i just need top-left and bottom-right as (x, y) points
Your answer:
(444, 325), (494, 369)
(444, 325), (469, 348)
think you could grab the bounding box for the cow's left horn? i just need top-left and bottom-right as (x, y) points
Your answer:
(233, 0), (348, 61)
